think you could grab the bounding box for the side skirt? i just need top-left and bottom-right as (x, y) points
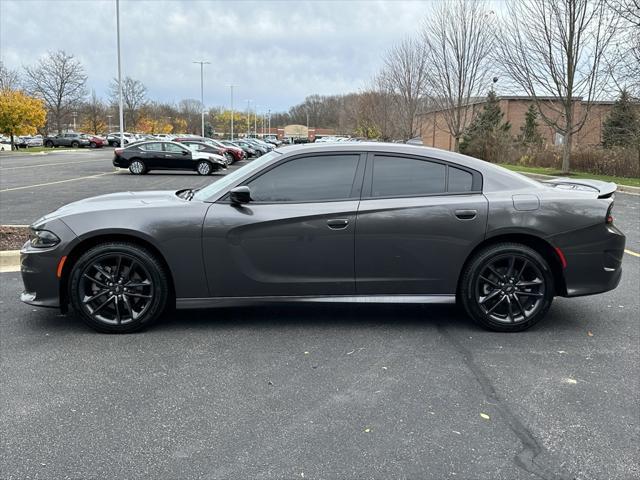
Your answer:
(176, 294), (456, 309)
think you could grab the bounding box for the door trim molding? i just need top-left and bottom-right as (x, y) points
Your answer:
(176, 294), (456, 309)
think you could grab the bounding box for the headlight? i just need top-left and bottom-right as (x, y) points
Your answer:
(29, 229), (61, 248)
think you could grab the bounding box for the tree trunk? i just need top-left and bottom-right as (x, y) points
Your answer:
(10, 134), (15, 151)
(453, 135), (460, 152)
(561, 131), (572, 173)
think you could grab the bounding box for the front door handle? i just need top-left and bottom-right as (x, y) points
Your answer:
(455, 209), (477, 220)
(326, 218), (350, 229)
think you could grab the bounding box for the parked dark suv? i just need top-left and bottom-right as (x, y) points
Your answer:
(44, 133), (91, 148)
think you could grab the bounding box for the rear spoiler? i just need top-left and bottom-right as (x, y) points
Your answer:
(544, 178), (617, 199)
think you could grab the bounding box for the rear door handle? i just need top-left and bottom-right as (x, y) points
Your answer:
(326, 218), (350, 229)
(455, 209), (477, 220)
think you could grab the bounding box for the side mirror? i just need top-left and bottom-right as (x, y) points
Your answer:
(230, 186), (251, 204)
(182, 149), (189, 155)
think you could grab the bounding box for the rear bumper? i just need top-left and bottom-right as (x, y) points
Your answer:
(554, 224), (626, 297)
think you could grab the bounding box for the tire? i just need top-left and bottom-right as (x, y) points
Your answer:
(196, 160), (212, 175)
(225, 152), (234, 165)
(89, 142), (97, 148)
(71, 141), (79, 148)
(128, 159), (146, 175)
(254, 150), (262, 157)
(45, 141), (54, 148)
(459, 243), (554, 332)
(69, 242), (169, 333)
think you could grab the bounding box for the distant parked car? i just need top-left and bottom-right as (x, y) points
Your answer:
(222, 140), (257, 158)
(106, 132), (136, 147)
(0, 136), (12, 151)
(113, 141), (227, 175)
(180, 140), (233, 166)
(173, 137), (244, 163)
(81, 134), (107, 148)
(43, 133), (90, 148)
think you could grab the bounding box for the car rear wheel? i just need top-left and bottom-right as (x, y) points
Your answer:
(69, 242), (169, 333)
(196, 160), (212, 175)
(71, 141), (79, 148)
(459, 243), (554, 332)
(89, 142), (97, 148)
(129, 160), (146, 175)
(45, 140), (54, 148)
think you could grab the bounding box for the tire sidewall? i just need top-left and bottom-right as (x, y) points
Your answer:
(197, 160), (212, 175)
(461, 244), (554, 332)
(69, 243), (168, 333)
(129, 160), (146, 175)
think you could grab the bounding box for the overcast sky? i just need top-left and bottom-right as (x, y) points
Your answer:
(0, 0), (437, 113)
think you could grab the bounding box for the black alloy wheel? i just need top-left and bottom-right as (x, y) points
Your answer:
(69, 243), (168, 333)
(460, 243), (554, 332)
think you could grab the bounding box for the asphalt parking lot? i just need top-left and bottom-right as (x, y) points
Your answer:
(0, 149), (639, 479)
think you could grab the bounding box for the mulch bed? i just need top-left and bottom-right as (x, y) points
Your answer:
(0, 226), (29, 250)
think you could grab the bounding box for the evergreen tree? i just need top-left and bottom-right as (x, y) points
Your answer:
(460, 90), (511, 161)
(519, 104), (542, 145)
(602, 90), (639, 149)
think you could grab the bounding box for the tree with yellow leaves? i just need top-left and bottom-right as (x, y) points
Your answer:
(0, 89), (47, 150)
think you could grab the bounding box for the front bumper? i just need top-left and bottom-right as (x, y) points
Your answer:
(554, 223), (626, 297)
(20, 219), (77, 309)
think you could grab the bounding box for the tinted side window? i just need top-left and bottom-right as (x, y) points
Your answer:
(448, 167), (473, 192)
(164, 143), (187, 153)
(371, 156), (446, 197)
(248, 155), (359, 202)
(141, 142), (163, 152)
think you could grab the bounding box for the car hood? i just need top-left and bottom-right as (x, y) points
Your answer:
(34, 190), (183, 224)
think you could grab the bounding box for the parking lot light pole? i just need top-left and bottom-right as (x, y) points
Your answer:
(226, 84), (236, 140)
(193, 60), (210, 137)
(254, 105), (258, 138)
(245, 99), (251, 137)
(116, 0), (124, 148)
(268, 109), (271, 135)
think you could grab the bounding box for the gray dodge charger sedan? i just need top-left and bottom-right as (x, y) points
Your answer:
(20, 143), (625, 333)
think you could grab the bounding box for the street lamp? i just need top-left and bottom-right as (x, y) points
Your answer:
(115, 0), (124, 148)
(193, 60), (210, 137)
(245, 99), (252, 137)
(226, 84), (236, 140)
(254, 104), (258, 138)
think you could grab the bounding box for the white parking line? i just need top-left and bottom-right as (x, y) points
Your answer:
(625, 249), (640, 258)
(0, 172), (115, 192)
(0, 158), (109, 170)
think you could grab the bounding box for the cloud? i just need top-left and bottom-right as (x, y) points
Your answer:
(0, 0), (431, 112)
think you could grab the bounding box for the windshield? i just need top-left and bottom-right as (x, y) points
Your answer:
(192, 150), (282, 201)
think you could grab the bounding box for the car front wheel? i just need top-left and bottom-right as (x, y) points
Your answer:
(196, 160), (212, 175)
(459, 243), (554, 332)
(71, 141), (79, 148)
(69, 242), (169, 333)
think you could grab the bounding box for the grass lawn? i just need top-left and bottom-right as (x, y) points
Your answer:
(499, 164), (640, 188)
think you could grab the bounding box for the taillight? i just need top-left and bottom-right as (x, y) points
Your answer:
(606, 202), (614, 224)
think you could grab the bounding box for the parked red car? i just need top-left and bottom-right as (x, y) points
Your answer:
(81, 134), (107, 148)
(173, 137), (245, 163)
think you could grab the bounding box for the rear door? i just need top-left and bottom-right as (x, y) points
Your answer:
(138, 142), (165, 169)
(355, 153), (488, 295)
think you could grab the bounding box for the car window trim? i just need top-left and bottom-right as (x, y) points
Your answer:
(362, 152), (483, 199)
(217, 152), (366, 204)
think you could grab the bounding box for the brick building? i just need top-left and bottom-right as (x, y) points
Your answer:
(417, 96), (614, 151)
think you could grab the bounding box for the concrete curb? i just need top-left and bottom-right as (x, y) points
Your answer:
(519, 172), (640, 195)
(0, 250), (20, 273)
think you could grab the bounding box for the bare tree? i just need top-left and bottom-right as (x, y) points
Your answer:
(109, 76), (147, 130)
(607, 0), (640, 96)
(421, 0), (495, 151)
(81, 90), (107, 134)
(178, 98), (203, 133)
(378, 37), (429, 141)
(0, 62), (20, 90)
(496, 0), (619, 172)
(23, 50), (88, 133)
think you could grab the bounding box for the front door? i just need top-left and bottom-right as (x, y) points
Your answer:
(355, 153), (488, 295)
(162, 142), (193, 170)
(202, 153), (365, 297)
